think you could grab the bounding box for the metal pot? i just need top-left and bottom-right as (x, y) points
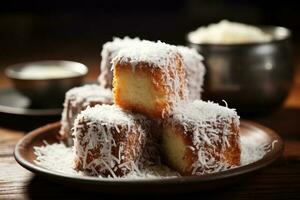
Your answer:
(187, 26), (294, 117)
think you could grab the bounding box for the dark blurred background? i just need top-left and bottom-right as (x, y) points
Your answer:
(0, 0), (299, 72)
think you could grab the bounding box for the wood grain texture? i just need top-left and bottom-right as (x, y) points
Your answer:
(0, 157), (32, 200)
(0, 128), (24, 157)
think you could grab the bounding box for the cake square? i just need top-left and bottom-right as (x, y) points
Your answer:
(112, 40), (187, 119)
(59, 84), (113, 144)
(98, 37), (205, 101)
(73, 104), (158, 177)
(177, 46), (206, 100)
(98, 37), (141, 89)
(161, 100), (240, 175)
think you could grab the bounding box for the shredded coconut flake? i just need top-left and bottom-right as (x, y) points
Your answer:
(172, 100), (238, 123)
(167, 100), (240, 174)
(64, 84), (112, 104)
(59, 84), (113, 144)
(112, 40), (187, 117)
(177, 46), (205, 100)
(72, 104), (158, 177)
(240, 136), (277, 165)
(34, 142), (77, 175)
(99, 38), (204, 101)
(34, 142), (178, 179)
(75, 104), (141, 125)
(33, 135), (274, 179)
(112, 40), (180, 69)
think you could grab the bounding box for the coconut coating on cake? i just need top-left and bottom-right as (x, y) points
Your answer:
(59, 85), (113, 144)
(98, 37), (141, 88)
(98, 37), (205, 100)
(73, 104), (158, 177)
(177, 46), (205, 100)
(161, 100), (240, 175)
(112, 40), (187, 119)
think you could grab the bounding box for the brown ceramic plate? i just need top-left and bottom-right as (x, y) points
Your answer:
(14, 120), (283, 193)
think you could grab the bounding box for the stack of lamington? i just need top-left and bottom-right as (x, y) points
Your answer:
(59, 37), (241, 178)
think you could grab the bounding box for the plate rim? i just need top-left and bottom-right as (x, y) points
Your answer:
(14, 120), (284, 185)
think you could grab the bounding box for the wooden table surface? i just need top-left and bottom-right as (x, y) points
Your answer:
(0, 59), (300, 200)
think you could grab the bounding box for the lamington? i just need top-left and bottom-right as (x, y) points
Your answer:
(161, 100), (240, 176)
(98, 37), (141, 88)
(73, 104), (157, 177)
(177, 46), (206, 100)
(98, 37), (205, 100)
(59, 84), (113, 144)
(112, 40), (187, 119)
